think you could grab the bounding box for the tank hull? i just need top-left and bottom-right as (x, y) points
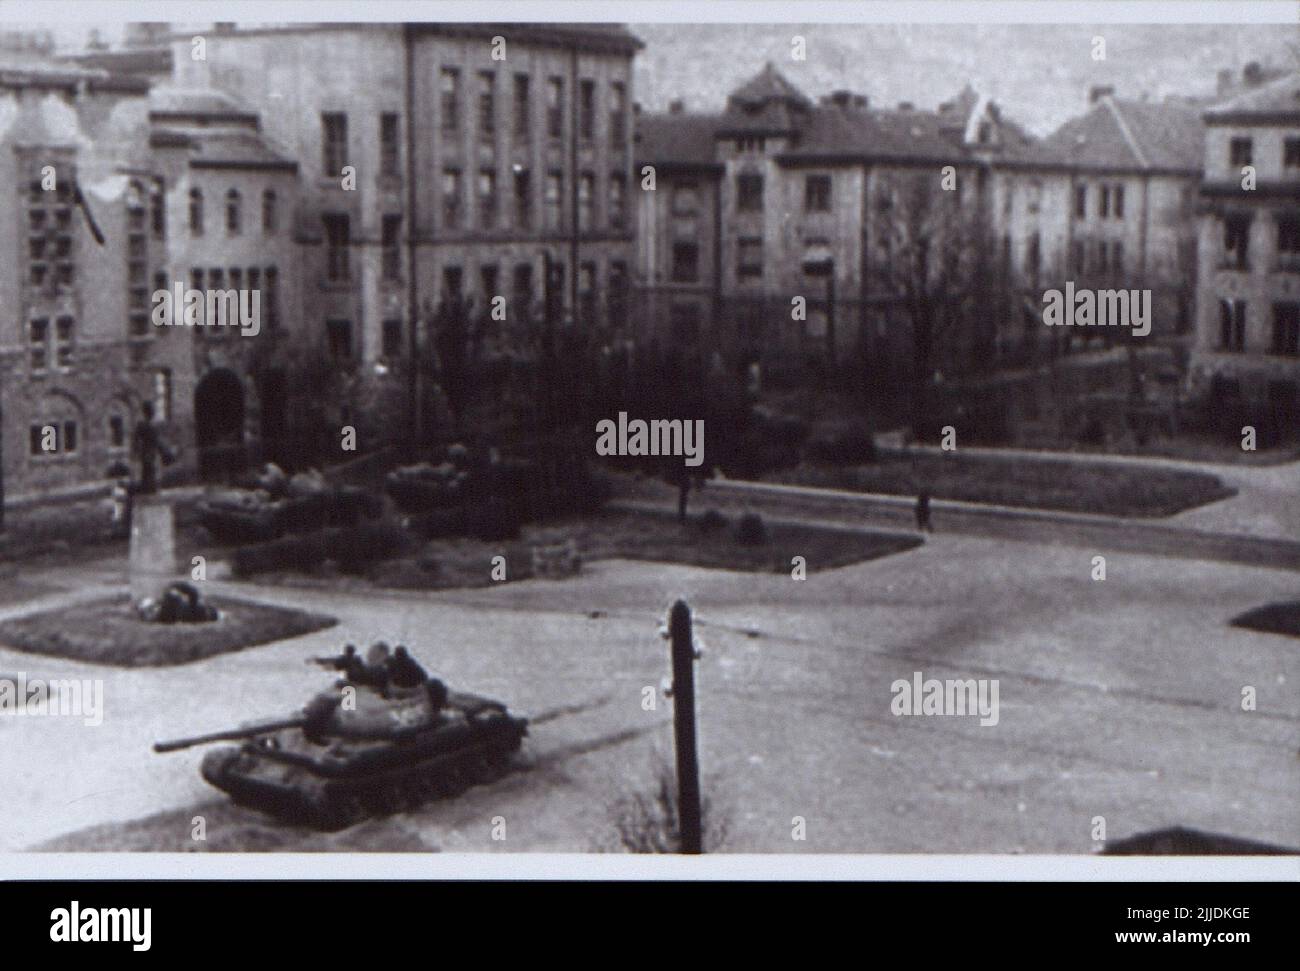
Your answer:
(199, 693), (528, 830)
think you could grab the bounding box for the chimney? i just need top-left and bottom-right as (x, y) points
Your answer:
(1089, 85), (1115, 105)
(897, 101), (914, 111)
(830, 89), (853, 109)
(668, 98), (684, 115)
(852, 94), (868, 109)
(1243, 61), (1264, 87)
(633, 101), (642, 117)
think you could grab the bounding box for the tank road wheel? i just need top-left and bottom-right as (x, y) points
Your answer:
(469, 749), (510, 785)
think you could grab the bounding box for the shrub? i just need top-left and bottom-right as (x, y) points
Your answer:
(697, 509), (728, 533)
(406, 507), (468, 539)
(231, 532), (328, 578)
(325, 520), (414, 574)
(735, 512), (768, 546)
(805, 422), (877, 465)
(466, 498), (523, 542)
(607, 758), (730, 853)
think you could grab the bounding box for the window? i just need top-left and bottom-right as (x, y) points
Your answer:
(154, 369), (172, 421)
(441, 68), (460, 131)
(322, 112), (347, 175)
(322, 213), (351, 281)
(608, 172), (626, 230)
(672, 241), (700, 282)
(380, 113), (400, 177)
(442, 168), (462, 228)
(737, 237), (763, 279)
(1111, 240), (1124, 274)
(1273, 302), (1300, 356)
(1277, 215), (1300, 269)
(1026, 232), (1041, 281)
(190, 267), (204, 293)
(29, 422), (77, 457)
(108, 413), (127, 449)
(513, 263), (534, 314)
(1229, 137), (1252, 167)
(1285, 137), (1300, 171)
(578, 172), (594, 231)
(1074, 184), (1086, 219)
(382, 319), (403, 358)
(579, 261), (596, 322)
(382, 215), (402, 280)
(327, 319), (353, 360)
(443, 266), (463, 299)
(1224, 212), (1251, 269)
(481, 264), (499, 306)
(150, 179), (165, 239)
(1113, 184), (1125, 219)
(805, 174), (832, 212)
(607, 261), (628, 328)
(1099, 185), (1110, 219)
(262, 189), (277, 234)
(514, 168), (532, 229)
(55, 316), (74, 367)
(737, 173), (764, 213)
(546, 77), (564, 138)
(264, 267), (279, 329)
(189, 188), (203, 236)
(1219, 299), (1247, 351)
(545, 171), (563, 230)
(225, 188), (241, 235)
(478, 170), (498, 229)
(28, 318), (49, 371)
(609, 81), (626, 149)
(478, 70), (496, 141)
(579, 79), (595, 141)
(513, 74), (531, 138)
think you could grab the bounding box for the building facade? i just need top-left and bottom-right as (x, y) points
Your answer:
(1192, 71), (1300, 434)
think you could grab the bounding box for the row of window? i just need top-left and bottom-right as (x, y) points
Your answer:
(189, 267), (281, 331)
(1218, 300), (1300, 356)
(1075, 182), (1125, 221)
(1222, 212), (1300, 270)
(440, 167), (627, 232)
(320, 75), (628, 179)
(27, 409), (135, 459)
(1228, 135), (1300, 171)
(188, 188), (278, 237)
(324, 258), (631, 360)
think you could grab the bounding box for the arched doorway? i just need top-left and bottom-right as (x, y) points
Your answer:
(194, 369), (245, 480)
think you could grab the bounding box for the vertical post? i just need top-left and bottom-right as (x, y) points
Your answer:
(669, 599), (702, 854)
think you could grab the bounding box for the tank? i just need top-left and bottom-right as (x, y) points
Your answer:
(154, 664), (528, 830)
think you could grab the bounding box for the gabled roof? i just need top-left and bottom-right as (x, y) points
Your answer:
(1039, 97), (1202, 174)
(728, 62), (812, 111)
(1205, 72), (1300, 121)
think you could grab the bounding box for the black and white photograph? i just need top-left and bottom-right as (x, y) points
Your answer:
(0, 0), (1296, 911)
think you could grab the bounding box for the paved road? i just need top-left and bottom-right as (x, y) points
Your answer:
(4, 532), (1297, 853)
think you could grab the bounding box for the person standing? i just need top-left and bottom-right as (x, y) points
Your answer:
(915, 489), (933, 533)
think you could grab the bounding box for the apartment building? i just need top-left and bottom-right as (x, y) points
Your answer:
(1192, 71), (1300, 430)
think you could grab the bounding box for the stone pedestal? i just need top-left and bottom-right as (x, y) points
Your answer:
(130, 497), (177, 603)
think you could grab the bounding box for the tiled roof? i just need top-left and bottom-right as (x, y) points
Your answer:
(1205, 72), (1300, 118)
(729, 62), (812, 111)
(635, 112), (722, 167)
(1039, 97), (1202, 173)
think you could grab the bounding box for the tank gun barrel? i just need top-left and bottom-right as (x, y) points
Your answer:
(153, 715), (307, 753)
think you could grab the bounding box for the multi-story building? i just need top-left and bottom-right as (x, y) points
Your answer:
(169, 23), (641, 370)
(1192, 70), (1300, 433)
(0, 65), (177, 499)
(633, 64), (1040, 384)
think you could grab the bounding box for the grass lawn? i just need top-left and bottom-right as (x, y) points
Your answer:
(0, 595), (337, 667)
(252, 508), (923, 592)
(1230, 602), (1300, 639)
(769, 451), (1235, 517)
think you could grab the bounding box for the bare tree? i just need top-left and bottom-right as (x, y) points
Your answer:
(866, 168), (1006, 439)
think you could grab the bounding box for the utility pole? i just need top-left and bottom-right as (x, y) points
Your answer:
(668, 599), (702, 854)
